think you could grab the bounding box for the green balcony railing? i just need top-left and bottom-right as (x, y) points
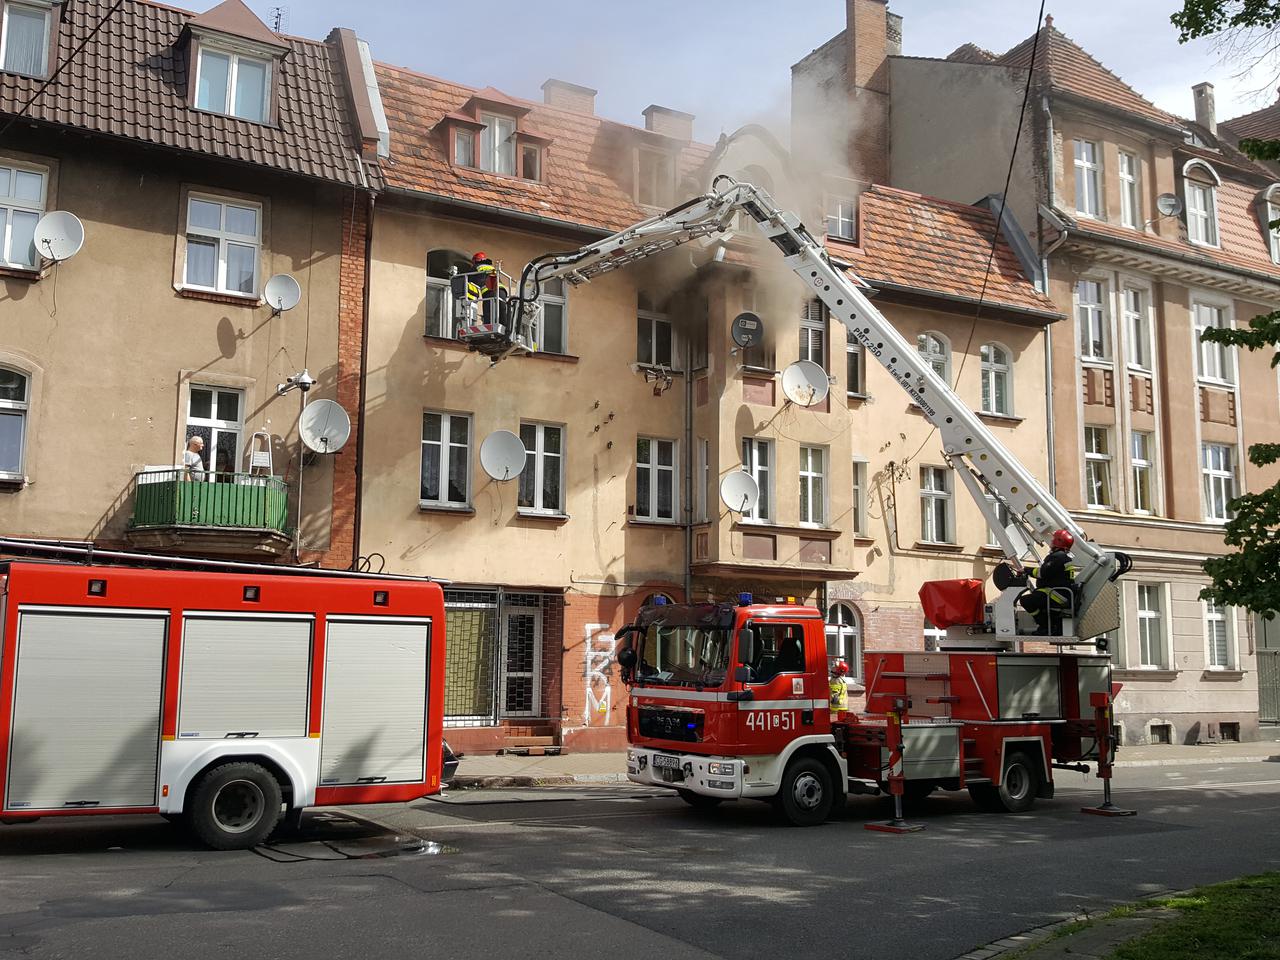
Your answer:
(129, 470), (291, 533)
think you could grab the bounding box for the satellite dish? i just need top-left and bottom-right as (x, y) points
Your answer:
(731, 311), (764, 349)
(32, 211), (84, 262)
(264, 274), (302, 314)
(781, 359), (830, 406)
(719, 471), (760, 514)
(298, 399), (351, 454)
(1156, 193), (1183, 218)
(479, 430), (527, 481)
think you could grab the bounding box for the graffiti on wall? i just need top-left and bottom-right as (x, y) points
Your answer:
(583, 622), (615, 726)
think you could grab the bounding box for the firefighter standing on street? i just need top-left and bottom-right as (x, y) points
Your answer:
(1019, 529), (1077, 635)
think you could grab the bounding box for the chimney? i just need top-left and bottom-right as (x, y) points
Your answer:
(541, 78), (596, 115)
(886, 10), (903, 57)
(1193, 82), (1216, 135)
(846, 0), (889, 93)
(642, 104), (695, 141)
(843, 0), (890, 184)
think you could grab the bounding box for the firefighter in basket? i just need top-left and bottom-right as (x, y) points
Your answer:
(829, 658), (850, 717)
(469, 251), (509, 330)
(1018, 529), (1078, 636)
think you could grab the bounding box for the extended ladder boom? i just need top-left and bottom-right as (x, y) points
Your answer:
(504, 177), (1126, 638)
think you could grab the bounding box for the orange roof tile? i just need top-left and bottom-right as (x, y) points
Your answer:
(833, 185), (1059, 318)
(995, 24), (1180, 128)
(374, 63), (711, 234)
(1223, 98), (1280, 141)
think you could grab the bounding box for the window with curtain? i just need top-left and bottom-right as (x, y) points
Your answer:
(635, 437), (677, 522)
(518, 422), (564, 515)
(1085, 426), (1113, 509)
(421, 411), (471, 507)
(741, 437), (772, 523)
(799, 445), (826, 525)
(1076, 280), (1109, 361)
(799, 299), (825, 368)
(0, 160), (44, 268)
(0, 366), (29, 476)
(920, 466), (952, 543)
(1185, 163), (1219, 245)
(183, 194), (261, 296)
(1, 2), (49, 77)
(980, 342), (1011, 415)
(1193, 302), (1233, 383)
(195, 45), (271, 123)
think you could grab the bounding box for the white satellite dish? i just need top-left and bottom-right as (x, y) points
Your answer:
(264, 274), (302, 315)
(781, 359), (830, 407)
(32, 211), (84, 262)
(298, 399), (351, 454)
(1156, 192), (1183, 218)
(719, 471), (760, 514)
(479, 430), (527, 481)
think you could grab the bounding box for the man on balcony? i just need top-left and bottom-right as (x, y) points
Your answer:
(183, 435), (206, 481)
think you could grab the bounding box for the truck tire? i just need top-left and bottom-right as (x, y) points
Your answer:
(969, 751), (1038, 814)
(186, 762), (283, 850)
(775, 757), (834, 827)
(677, 789), (723, 810)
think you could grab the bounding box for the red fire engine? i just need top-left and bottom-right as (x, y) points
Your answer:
(0, 541), (449, 848)
(461, 176), (1136, 828)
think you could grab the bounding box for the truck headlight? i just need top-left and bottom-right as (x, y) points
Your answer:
(708, 762), (735, 776)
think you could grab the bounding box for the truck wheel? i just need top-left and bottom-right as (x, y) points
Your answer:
(187, 762), (283, 850)
(776, 757), (833, 827)
(971, 751), (1038, 814)
(677, 789), (723, 810)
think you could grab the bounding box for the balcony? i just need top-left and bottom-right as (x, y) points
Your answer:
(125, 469), (293, 559)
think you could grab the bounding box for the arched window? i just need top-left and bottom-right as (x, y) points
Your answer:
(980, 342), (1012, 415)
(1183, 160), (1220, 246)
(917, 331), (950, 382)
(425, 248), (472, 339)
(1262, 184), (1280, 263)
(825, 602), (862, 680)
(642, 592), (675, 608)
(0, 366), (29, 477)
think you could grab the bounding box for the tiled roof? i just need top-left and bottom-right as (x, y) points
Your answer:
(375, 63), (712, 233)
(831, 185), (1060, 318)
(1222, 98), (1280, 142)
(0, 0), (369, 188)
(946, 43), (996, 65)
(995, 23), (1180, 128)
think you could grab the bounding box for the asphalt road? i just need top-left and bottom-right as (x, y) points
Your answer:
(2, 760), (1279, 960)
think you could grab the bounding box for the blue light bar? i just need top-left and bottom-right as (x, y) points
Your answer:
(738, 592), (753, 606)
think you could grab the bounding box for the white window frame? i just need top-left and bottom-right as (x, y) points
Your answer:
(1076, 278), (1110, 362)
(479, 112), (517, 176)
(985, 492), (1012, 548)
(825, 603), (863, 680)
(741, 437), (773, 524)
(0, 364), (29, 478)
(917, 331), (950, 382)
(1, 1), (50, 77)
(980, 342), (1012, 415)
(1118, 151), (1139, 228)
(1136, 583), (1167, 669)
(846, 331), (865, 396)
(420, 411), (471, 509)
(637, 301), (675, 369)
(636, 147), (675, 208)
(520, 143), (542, 183)
(695, 437), (708, 523)
(1203, 598), (1235, 669)
(1193, 300), (1234, 384)
(852, 457), (868, 536)
(1123, 286), (1152, 372)
(1130, 430), (1155, 515)
(799, 444), (827, 527)
(518, 422), (564, 516)
(186, 384), (244, 479)
(825, 196), (855, 240)
(920, 465), (952, 544)
(453, 128), (475, 168)
(1265, 186), (1280, 263)
(1084, 426), (1113, 509)
(183, 193), (262, 297)
(800, 299), (826, 369)
(635, 436), (678, 523)
(0, 156), (46, 269)
(1074, 139), (1101, 218)
(1201, 442), (1235, 523)
(538, 277), (569, 355)
(193, 44), (272, 124)
(1183, 161), (1221, 247)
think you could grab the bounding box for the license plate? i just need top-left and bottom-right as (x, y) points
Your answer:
(652, 753), (681, 769)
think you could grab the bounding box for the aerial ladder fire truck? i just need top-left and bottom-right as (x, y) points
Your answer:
(455, 176), (1134, 828)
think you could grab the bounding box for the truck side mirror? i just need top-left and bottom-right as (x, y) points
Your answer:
(616, 644), (637, 683)
(733, 665), (751, 683)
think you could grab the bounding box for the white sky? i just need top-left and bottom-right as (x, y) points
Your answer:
(268, 1), (1280, 142)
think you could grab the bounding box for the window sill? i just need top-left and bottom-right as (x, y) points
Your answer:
(1113, 668), (1178, 681)
(846, 392), (870, 403)
(733, 520), (841, 539)
(190, 105), (276, 129)
(0, 473), (27, 488)
(515, 510), (569, 525)
(977, 411), (1023, 425)
(1196, 378), (1235, 389)
(978, 544), (1007, 556)
(422, 335), (472, 351)
(177, 287), (261, 307)
(1187, 239), (1222, 251)
(450, 162), (542, 186)
(740, 366), (779, 377)
(851, 534), (874, 546)
(529, 351), (579, 364)
(1202, 668), (1245, 680)
(0, 265), (41, 281)
(1080, 358), (1113, 369)
(627, 518), (682, 529)
(914, 540), (963, 553)
(635, 362), (684, 377)
(418, 502), (475, 516)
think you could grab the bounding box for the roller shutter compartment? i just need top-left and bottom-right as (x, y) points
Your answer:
(6, 611), (166, 811)
(320, 619), (430, 786)
(178, 616), (312, 740)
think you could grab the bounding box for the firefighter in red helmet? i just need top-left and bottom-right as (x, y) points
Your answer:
(1019, 529), (1077, 636)
(469, 251), (509, 329)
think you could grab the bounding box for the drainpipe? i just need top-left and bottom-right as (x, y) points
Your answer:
(683, 337), (694, 602)
(352, 191), (374, 570)
(1040, 94), (1059, 496)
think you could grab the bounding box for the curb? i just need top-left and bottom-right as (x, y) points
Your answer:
(449, 773), (627, 790)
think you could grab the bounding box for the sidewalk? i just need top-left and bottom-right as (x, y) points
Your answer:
(452, 736), (1280, 788)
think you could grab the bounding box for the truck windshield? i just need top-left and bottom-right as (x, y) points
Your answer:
(637, 623), (732, 687)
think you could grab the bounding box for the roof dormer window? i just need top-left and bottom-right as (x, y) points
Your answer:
(1, 0), (52, 78)
(479, 112), (516, 175)
(1183, 159), (1220, 247)
(441, 89), (550, 183)
(195, 44), (271, 123)
(1262, 184), (1280, 264)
